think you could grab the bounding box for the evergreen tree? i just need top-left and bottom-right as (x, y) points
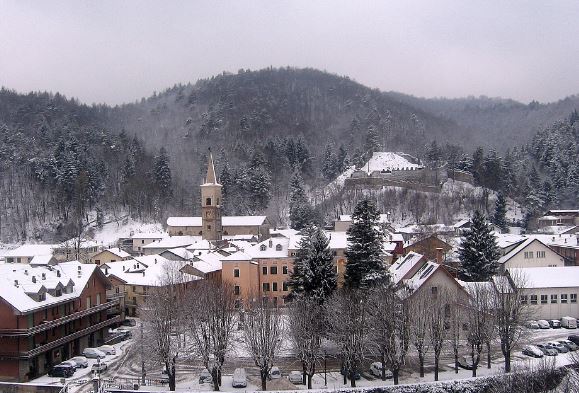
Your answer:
(344, 198), (387, 288)
(153, 147), (172, 198)
(289, 170), (316, 230)
(288, 225), (337, 304)
(492, 193), (508, 233)
(365, 125), (381, 155)
(337, 145), (349, 173)
(471, 147), (484, 185)
(322, 142), (338, 181)
(246, 151), (272, 213)
(458, 210), (500, 281)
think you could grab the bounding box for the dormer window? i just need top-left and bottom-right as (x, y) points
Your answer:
(260, 245), (267, 251)
(275, 244), (282, 251)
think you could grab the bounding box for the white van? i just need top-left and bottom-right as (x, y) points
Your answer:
(561, 316), (577, 329)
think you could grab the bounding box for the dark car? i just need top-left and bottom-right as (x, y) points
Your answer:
(48, 364), (74, 378)
(121, 319), (137, 327)
(549, 320), (562, 329)
(568, 335), (579, 345)
(457, 356), (475, 370)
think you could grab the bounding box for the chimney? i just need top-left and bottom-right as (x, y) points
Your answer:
(32, 276), (36, 283)
(142, 271), (145, 276)
(269, 240), (273, 248)
(24, 270), (28, 275)
(14, 280), (18, 287)
(435, 248), (443, 264)
(42, 273), (46, 280)
(56, 270), (61, 277)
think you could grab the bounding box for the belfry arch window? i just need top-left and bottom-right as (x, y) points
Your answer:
(206, 197), (212, 206)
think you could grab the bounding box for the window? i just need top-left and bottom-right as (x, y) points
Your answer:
(290, 252), (296, 257)
(272, 282), (278, 292)
(524, 251), (534, 259)
(541, 295), (548, 304)
(132, 286), (136, 292)
(262, 266), (268, 275)
(282, 266), (288, 275)
(262, 283), (270, 292)
(260, 245), (267, 252)
(206, 197), (212, 206)
(142, 240), (145, 244)
(536, 251), (546, 258)
(530, 295), (537, 305)
(270, 266), (278, 275)
(96, 293), (101, 306)
(234, 268), (240, 278)
(551, 294), (558, 303)
(431, 286), (438, 296)
(234, 286), (240, 296)
(86, 296), (91, 310)
(571, 294), (577, 303)
(283, 282), (288, 291)
(234, 299), (241, 309)
(275, 244), (282, 251)
(561, 294), (568, 304)
(207, 225), (211, 230)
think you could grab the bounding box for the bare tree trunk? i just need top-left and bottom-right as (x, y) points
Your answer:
(419, 353), (425, 377)
(261, 371), (267, 391)
(434, 358), (439, 381)
(350, 370), (356, 387)
(454, 350), (459, 373)
(487, 342), (491, 368)
(505, 349), (511, 373)
(393, 369), (399, 385)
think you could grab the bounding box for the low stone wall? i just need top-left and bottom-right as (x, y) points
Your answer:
(344, 177), (441, 193)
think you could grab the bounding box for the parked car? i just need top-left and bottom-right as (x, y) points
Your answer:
(199, 369), (212, 384)
(549, 320), (562, 329)
(83, 348), (106, 359)
(526, 320), (540, 329)
(117, 327), (133, 339)
(288, 371), (303, 384)
(568, 335), (579, 345)
(60, 360), (79, 370)
(92, 362), (108, 373)
(546, 341), (568, 353)
(98, 345), (116, 355)
(370, 362), (393, 378)
(48, 364), (75, 378)
(269, 366), (281, 379)
(232, 368), (247, 388)
(537, 320), (551, 329)
(561, 316), (578, 329)
(122, 319), (137, 327)
(69, 356), (89, 368)
(340, 367), (361, 380)
(457, 356), (474, 370)
(558, 340), (579, 351)
(522, 345), (544, 358)
(536, 344), (558, 356)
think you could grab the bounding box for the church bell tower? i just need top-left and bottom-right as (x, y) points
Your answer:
(201, 151), (222, 241)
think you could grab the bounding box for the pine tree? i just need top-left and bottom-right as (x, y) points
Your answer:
(344, 198), (387, 288)
(289, 170), (316, 230)
(288, 225), (337, 304)
(492, 193), (508, 233)
(337, 145), (349, 173)
(246, 152), (272, 213)
(459, 210), (501, 282)
(322, 142), (338, 181)
(153, 147), (172, 198)
(365, 126), (381, 155)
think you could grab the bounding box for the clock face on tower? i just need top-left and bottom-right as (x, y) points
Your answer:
(205, 209), (215, 219)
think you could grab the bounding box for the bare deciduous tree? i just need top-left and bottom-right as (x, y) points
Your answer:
(139, 264), (187, 391)
(407, 289), (431, 378)
(242, 297), (283, 391)
(288, 297), (325, 389)
(493, 271), (530, 373)
(448, 298), (464, 374)
(327, 289), (369, 387)
(186, 280), (236, 391)
(367, 284), (397, 382)
(464, 282), (494, 377)
(429, 288), (451, 381)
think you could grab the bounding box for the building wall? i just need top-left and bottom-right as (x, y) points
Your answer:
(222, 260), (260, 305)
(90, 250), (126, 266)
(550, 245), (579, 266)
(404, 236), (452, 262)
(168, 224), (269, 238)
(256, 258), (293, 305)
(132, 238), (163, 254)
(522, 286), (579, 320)
(504, 242), (565, 269)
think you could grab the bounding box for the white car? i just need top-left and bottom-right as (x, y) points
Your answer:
(537, 320), (550, 329)
(98, 345), (116, 355)
(370, 362), (393, 378)
(83, 348), (106, 359)
(288, 371), (303, 384)
(69, 356), (89, 368)
(269, 366), (281, 379)
(522, 345), (544, 358)
(232, 368), (247, 388)
(92, 362), (108, 373)
(60, 360), (79, 370)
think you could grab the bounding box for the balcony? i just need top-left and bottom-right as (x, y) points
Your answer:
(0, 315), (121, 359)
(0, 299), (120, 337)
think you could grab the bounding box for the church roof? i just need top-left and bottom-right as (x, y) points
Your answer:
(167, 216), (267, 227)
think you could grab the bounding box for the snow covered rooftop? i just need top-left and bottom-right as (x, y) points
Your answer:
(29, 255), (55, 266)
(5, 244), (56, 257)
(493, 233), (527, 249)
(141, 236), (202, 249)
(130, 232), (167, 239)
(337, 214), (390, 224)
(166, 216), (267, 227)
(162, 247), (193, 260)
(389, 252), (425, 284)
(223, 237), (290, 261)
(0, 261), (100, 314)
(508, 267), (579, 289)
(102, 257), (199, 286)
(184, 239), (213, 251)
(360, 152), (422, 173)
(101, 247), (131, 259)
(404, 261), (440, 291)
(527, 234), (578, 249)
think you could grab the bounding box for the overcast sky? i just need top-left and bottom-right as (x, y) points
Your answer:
(1, 0), (578, 105)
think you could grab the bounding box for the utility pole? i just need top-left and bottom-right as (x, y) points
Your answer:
(141, 321), (146, 385)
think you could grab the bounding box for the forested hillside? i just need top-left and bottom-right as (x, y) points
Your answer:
(0, 68), (577, 242)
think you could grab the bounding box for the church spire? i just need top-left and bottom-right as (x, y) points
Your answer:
(205, 149), (218, 184)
